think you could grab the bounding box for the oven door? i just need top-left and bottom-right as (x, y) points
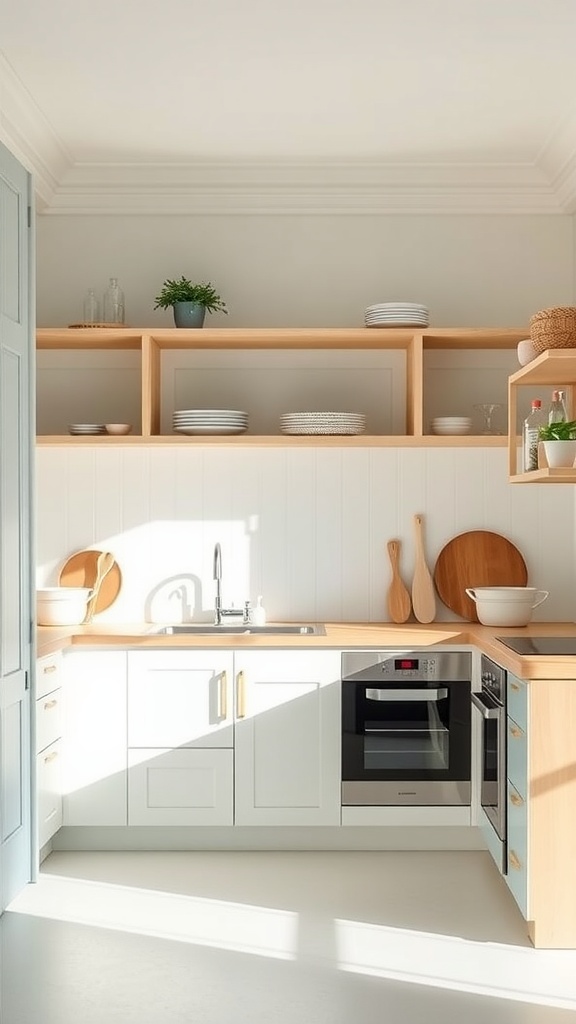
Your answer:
(342, 680), (471, 805)
(471, 689), (506, 871)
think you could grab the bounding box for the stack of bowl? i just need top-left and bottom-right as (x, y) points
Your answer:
(431, 417), (472, 436)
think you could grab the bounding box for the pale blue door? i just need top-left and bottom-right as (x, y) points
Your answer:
(0, 141), (33, 910)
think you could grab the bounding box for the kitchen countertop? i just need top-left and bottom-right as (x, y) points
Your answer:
(35, 621), (576, 679)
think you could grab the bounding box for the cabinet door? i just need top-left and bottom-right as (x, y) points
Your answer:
(128, 747), (233, 825)
(35, 687), (62, 755)
(62, 651), (128, 826)
(37, 740), (62, 848)
(128, 651), (234, 748)
(234, 650), (341, 826)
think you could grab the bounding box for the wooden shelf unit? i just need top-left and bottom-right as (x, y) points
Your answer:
(36, 326), (527, 447)
(508, 348), (576, 482)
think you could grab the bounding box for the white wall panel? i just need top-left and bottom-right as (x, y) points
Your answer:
(36, 446), (575, 625)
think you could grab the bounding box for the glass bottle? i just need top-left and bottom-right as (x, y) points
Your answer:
(522, 399), (547, 472)
(103, 277), (125, 324)
(83, 288), (100, 325)
(548, 389), (567, 424)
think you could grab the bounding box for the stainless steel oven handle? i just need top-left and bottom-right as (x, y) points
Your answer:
(365, 688), (448, 702)
(471, 691), (502, 719)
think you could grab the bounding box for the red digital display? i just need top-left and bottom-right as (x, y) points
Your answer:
(395, 659), (418, 670)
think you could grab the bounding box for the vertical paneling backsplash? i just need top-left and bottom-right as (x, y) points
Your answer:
(36, 447), (575, 624)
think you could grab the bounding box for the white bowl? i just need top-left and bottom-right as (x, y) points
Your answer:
(465, 586), (549, 626)
(431, 421), (472, 435)
(517, 338), (537, 366)
(105, 423), (132, 435)
(37, 587), (92, 625)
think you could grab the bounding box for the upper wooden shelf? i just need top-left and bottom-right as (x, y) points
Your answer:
(37, 326), (528, 350)
(509, 347), (576, 386)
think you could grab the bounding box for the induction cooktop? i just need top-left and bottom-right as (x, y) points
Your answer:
(496, 636), (576, 656)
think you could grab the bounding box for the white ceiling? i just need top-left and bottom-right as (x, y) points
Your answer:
(2, 0), (576, 214)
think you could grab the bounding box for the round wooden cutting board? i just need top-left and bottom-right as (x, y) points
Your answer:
(58, 549), (122, 613)
(433, 530), (528, 621)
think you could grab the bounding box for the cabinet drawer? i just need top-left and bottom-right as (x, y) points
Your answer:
(128, 747), (233, 826)
(35, 687), (62, 754)
(506, 780), (529, 919)
(507, 674), (527, 734)
(37, 739), (62, 847)
(36, 652), (63, 700)
(507, 717), (528, 798)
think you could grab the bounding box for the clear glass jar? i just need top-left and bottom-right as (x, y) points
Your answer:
(103, 277), (125, 324)
(83, 288), (100, 325)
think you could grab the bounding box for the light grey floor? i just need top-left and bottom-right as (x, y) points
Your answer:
(3, 850), (576, 1023)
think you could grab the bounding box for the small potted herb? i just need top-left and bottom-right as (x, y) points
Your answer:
(153, 277), (228, 328)
(538, 419), (576, 468)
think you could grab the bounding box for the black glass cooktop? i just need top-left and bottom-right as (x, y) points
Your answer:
(497, 636), (576, 656)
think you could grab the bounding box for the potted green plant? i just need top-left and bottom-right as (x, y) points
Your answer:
(153, 277), (228, 328)
(538, 419), (576, 468)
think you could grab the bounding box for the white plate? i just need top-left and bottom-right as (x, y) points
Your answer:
(174, 425), (248, 435)
(173, 409), (247, 417)
(281, 426), (366, 435)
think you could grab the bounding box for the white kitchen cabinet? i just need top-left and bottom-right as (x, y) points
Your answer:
(505, 673), (529, 920)
(234, 650), (341, 826)
(128, 650), (234, 748)
(35, 653), (64, 847)
(62, 650), (128, 826)
(125, 648), (341, 827)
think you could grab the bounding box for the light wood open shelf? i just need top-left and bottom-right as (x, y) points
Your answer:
(507, 347), (576, 482)
(37, 326), (528, 447)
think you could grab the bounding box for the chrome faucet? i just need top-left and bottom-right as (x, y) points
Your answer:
(213, 542), (249, 625)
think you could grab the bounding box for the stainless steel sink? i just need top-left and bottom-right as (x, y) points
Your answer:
(150, 623), (326, 636)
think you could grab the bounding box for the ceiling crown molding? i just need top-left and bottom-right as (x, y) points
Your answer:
(45, 159), (562, 216)
(536, 104), (576, 214)
(0, 53), (71, 209)
(1, 55), (575, 216)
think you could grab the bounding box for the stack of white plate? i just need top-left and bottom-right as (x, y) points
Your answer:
(68, 423), (106, 435)
(431, 417), (472, 436)
(172, 409), (248, 435)
(365, 302), (429, 328)
(280, 412), (366, 435)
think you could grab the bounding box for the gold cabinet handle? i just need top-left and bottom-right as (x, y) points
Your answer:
(218, 671), (228, 721)
(510, 681), (521, 692)
(509, 724), (524, 739)
(236, 670), (246, 719)
(43, 750), (59, 764)
(509, 850), (522, 871)
(509, 790), (524, 807)
(43, 699), (58, 710)
(43, 664), (57, 674)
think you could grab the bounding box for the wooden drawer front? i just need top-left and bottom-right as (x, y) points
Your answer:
(507, 674), (528, 734)
(506, 780), (529, 919)
(128, 747), (233, 826)
(37, 740), (63, 847)
(36, 652), (63, 700)
(35, 688), (62, 754)
(507, 718), (528, 799)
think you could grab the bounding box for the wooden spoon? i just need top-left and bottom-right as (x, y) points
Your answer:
(386, 540), (411, 623)
(83, 551), (115, 623)
(411, 514), (436, 624)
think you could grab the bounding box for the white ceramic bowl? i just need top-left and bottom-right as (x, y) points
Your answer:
(517, 338), (537, 366)
(37, 587), (92, 626)
(105, 423), (132, 435)
(465, 586), (549, 627)
(431, 418), (472, 436)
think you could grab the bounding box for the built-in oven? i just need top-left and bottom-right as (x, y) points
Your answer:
(341, 650), (472, 806)
(471, 654), (507, 873)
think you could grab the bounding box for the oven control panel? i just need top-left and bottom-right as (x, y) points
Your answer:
(341, 650), (472, 684)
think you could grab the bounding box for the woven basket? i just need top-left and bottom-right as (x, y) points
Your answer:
(529, 306), (576, 354)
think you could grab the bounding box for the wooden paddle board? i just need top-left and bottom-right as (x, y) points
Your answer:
(386, 539), (411, 623)
(433, 530), (528, 621)
(411, 514), (436, 623)
(59, 549), (122, 613)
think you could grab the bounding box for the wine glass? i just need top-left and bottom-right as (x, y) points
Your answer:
(474, 403), (503, 435)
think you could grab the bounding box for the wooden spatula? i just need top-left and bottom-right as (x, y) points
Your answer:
(83, 551), (115, 623)
(411, 514), (436, 624)
(386, 540), (411, 623)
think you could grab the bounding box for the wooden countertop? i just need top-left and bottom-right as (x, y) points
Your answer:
(36, 621), (576, 679)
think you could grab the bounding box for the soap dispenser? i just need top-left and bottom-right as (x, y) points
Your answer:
(251, 595), (266, 626)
